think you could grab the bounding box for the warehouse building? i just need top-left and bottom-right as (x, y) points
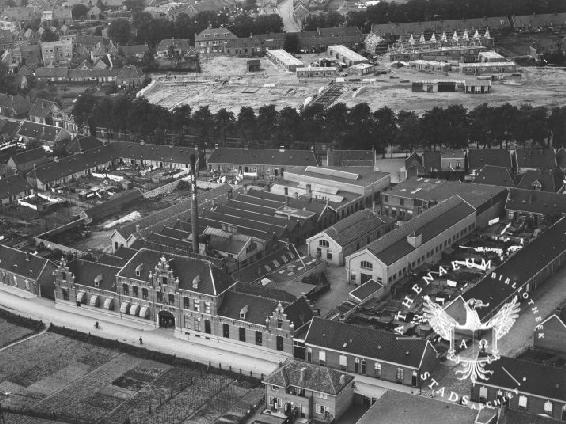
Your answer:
(327, 45), (368, 67)
(266, 49), (304, 72)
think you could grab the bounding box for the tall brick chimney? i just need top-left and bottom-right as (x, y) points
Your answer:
(191, 146), (199, 254)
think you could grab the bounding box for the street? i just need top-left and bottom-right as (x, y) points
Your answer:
(0, 287), (282, 377)
(277, 0), (300, 32)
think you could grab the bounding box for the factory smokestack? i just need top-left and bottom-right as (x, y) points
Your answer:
(191, 147), (198, 255)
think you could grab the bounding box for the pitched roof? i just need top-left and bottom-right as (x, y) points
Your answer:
(501, 410), (563, 424)
(484, 356), (566, 402)
(506, 188), (566, 216)
(29, 98), (59, 119)
(464, 217), (566, 320)
(10, 147), (48, 166)
(68, 259), (120, 291)
(195, 27), (237, 41)
(264, 359), (353, 396)
(117, 248), (234, 295)
(322, 209), (391, 247)
(119, 44), (149, 56)
(305, 317), (430, 368)
(0, 93), (30, 115)
(517, 169), (563, 192)
(516, 148), (556, 169)
(0, 174), (28, 199)
(0, 120), (21, 138)
(208, 147), (317, 167)
(17, 121), (63, 142)
(0, 245), (48, 280)
(422, 151), (441, 172)
(468, 149), (512, 170)
(357, 390), (479, 424)
(65, 136), (104, 154)
(113, 141), (195, 164)
(34, 67), (69, 78)
(156, 38), (192, 52)
(366, 196), (475, 265)
(326, 149), (374, 167)
(349, 279), (382, 302)
(85, 189), (144, 221)
(474, 165), (515, 187)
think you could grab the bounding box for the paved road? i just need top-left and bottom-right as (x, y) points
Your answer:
(498, 261), (566, 357)
(0, 287), (282, 377)
(277, 0), (300, 32)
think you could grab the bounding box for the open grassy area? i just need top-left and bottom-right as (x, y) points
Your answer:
(0, 325), (262, 424)
(0, 319), (35, 349)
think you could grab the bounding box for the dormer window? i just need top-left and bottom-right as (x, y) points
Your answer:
(161, 276), (168, 285)
(135, 264), (143, 277)
(240, 305), (248, 320)
(94, 274), (102, 288)
(192, 275), (200, 290)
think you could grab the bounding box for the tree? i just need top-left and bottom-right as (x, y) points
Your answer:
(41, 27), (59, 42)
(214, 108), (234, 145)
(124, 0), (145, 12)
(108, 19), (131, 44)
(283, 33), (299, 53)
(395, 111), (420, 151)
(71, 4), (89, 20)
(243, 0), (257, 12)
(237, 106), (257, 141)
(192, 106), (213, 141)
(373, 106), (397, 152)
(257, 105), (277, 141)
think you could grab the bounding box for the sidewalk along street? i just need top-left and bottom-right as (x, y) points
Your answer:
(0, 288), (282, 377)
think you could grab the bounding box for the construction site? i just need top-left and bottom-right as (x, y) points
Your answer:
(140, 50), (566, 114)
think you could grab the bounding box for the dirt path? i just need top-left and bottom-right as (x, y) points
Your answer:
(277, 0), (300, 32)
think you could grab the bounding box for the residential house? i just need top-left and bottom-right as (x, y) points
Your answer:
(356, 390), (494, 424)
(467, 149), (513, 176)
(225, 33), (285, 57)
(19, 44), (42, 67)
(304, 317), (438, 388)
(0, 244), (56, 298)
(263, 360), (355, 422)
(87, 6), (101, 20)
(195, 27), (238, 55)
(0, 93), (30, 117)
(17, 121), (71, 146)
(306, 209), (393, 265)
(380, 178), (507, 228)
(535, 312), (566, 354)
(505, 188), (566, 223)
(156, 38), (192, 57)
(463, 217), (566, 322)
(474, 165), (515, 187)
(346, 196), (476, 286)
(40, 39), (73, 66)
(0, 174), (30, 204)
(516, 148), (557, 174)
(297, 26), (364, 52)
(64, 135), (103, 154)
(34, 67), (69, 82)
(472, 357), (566, 421)
(29, 98), (77, 133)
(7, 148), (50, 173)
(516, 169), (564, 192)
(422, 150), (466, 175)
(0, 7), (40, 25)
(270, 166), (391, 222)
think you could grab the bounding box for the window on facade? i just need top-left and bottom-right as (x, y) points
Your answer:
(339, 355), (347, 370)
(168, 293), (175, 305)
(307, 347), (312, 362)
(544, 401), (553, 414)
(400, 198), (404, 206)
(62, 288), (69, 301)
(518, 395), (528, 409)
(374, 362), (381, 378)
(133, 286), (138, 297)
(319, 350), (326, 366)
(383, 195), (388, 202)
(396, 368), (404, 382)
(183, 296), (189, 309)
(222, 323), (230, 338)
(277, 319), (283, 328)
(142, 288), (148, 300)
(361, 359), (366, 375)
(194, 300), (200, 312)
(239, 327), (246, 342)
(319, 240), (329, 248)
(204, 301), (211, 314)
(361, 261), (373, 271)
(157, 292), (162, 303)
(256, 331), (263, 346)
(327, 252), (332, 260)
(122, 284), (129, 296)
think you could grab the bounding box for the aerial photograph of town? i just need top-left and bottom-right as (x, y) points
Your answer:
(0, 0), (566, 422)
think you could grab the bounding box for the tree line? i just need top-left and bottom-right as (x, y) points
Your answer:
(345, 0), (566, 29)
(107, 10), (283, 47)
(72, 93), (566, 151)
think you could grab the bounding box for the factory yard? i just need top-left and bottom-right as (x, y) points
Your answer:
(142, 55), (566, 113)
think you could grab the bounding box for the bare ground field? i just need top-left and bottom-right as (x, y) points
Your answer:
(143, 56), (566, 113)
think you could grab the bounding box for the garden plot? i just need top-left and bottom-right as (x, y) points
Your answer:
(0, 319), (35, 348)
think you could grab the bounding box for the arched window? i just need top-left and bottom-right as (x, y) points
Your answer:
(361, 261), (373, 271)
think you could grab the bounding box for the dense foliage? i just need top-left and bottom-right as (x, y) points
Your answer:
(345, 0), (566, 29)
(72, 93), (566, 150)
